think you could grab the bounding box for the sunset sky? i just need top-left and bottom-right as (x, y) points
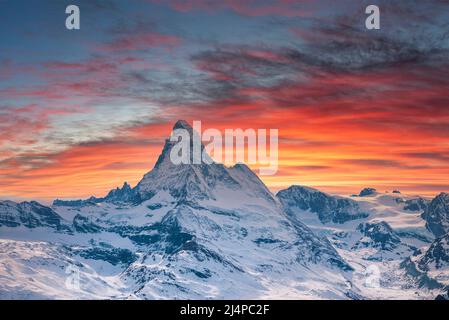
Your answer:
(1, 0), (448, 202)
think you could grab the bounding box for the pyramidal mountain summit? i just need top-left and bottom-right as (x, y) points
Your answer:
(1, 120), (448, 299)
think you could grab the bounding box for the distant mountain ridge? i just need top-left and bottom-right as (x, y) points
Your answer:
(0, 200), (67, 230)
(277, 185), (369, 224)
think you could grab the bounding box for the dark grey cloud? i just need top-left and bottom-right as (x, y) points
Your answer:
(401, 152), (449, 162)
(155, 1), (449, 112)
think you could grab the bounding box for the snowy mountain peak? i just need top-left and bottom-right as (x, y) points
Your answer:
(173, 119), (192, 131)
(422, 192), (449, 237)
(434, 192), (449, 203)
(135, 121), (274, 204)
(153, 120), (210, 170)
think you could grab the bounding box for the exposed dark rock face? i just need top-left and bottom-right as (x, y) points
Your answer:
(403, 197), (430, 212)
(418, 234), (449, 271)
(73, 214), (103, 233)
(70, 245), (137, 266)
(402, 233), (449, 291)
(421, 193), (449, 237)
(435, 289), (449, 300)
(359, 188), (378, 197)
(355, 221), (401, 250)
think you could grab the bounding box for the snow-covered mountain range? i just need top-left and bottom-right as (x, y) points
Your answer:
(1, 120), (448, 300)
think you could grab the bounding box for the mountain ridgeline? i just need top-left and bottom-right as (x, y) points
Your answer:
(277, 185), (369, 224)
